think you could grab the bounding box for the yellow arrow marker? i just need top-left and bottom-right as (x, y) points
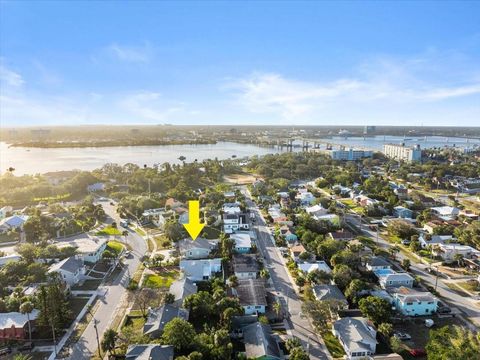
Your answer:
(183, 200), (205, 240)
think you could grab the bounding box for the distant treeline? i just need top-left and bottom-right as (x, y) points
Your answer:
(9, 139), (216, 148)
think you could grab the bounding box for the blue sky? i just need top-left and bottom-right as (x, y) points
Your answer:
(1, 1), (479, 126)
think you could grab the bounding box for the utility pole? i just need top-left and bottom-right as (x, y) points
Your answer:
(93, 318), (102, 358)
(434, 266), (439, 293)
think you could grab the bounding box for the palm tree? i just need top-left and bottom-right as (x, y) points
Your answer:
(20, 301), (34, 342)
(273, 301), (282, 319)
(101, 328), (118, 356)
(122, 230), (129, 244)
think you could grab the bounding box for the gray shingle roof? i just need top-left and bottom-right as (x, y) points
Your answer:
(313, 284), (348, 303)
(333, 317), (377, 353)
(169, 277), (197, 306)
(236, 279), (267, 306)
(233, 254), (259, 273)
(243, 322), (281, 359)
(48, 256), (83, 274)
(367, 256), (391, 267)
(178, 237), (215, 252)
(125, 344), (174, 360)
(143, 304), (188, 338)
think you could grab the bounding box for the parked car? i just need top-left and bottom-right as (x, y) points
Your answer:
(425, 319), (435, 328)
(394, 332), (412, 340)
(124, 251), (132, 258)
(409, 349), (427, 357)
(401, 239), (411, 245)
(437, 306), (452, 314)
(18, 342), (34, 351)
(0, 347), (11, 356)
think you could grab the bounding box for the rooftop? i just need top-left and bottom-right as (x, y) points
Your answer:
(233, 254), (259, 273)
(333, 317), (377, 353)
(236, 279), (267, 306)
(243, 322), (281, 359)
(0, 310), (40, 329)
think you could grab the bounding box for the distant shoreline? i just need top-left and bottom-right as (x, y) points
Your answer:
(8, 139), (217, 148)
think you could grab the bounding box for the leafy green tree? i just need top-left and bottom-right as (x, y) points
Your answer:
(344, 279), (368, 305)
(101, 328), (118, 355)
(426, 325), (480, 360)
(161, 318), (196, 352)
(378, 322), (393, 338)
(332, 264), (358, 290)
(289, 347), (310, 360)
(358, 296), (393, 325)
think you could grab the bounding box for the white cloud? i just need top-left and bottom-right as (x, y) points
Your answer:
(229, 53), (480, 119)
(107, 42), (152, 63)
(0, 63), (24, 87)
(120, 91), (184, 121)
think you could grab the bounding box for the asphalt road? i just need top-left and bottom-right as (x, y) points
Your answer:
(241, 188), (331, 360)
(68, 200), (147, 359)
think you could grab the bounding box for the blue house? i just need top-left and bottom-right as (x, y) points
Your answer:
(231, 233), (252, 253)
(393, 206), (413, 219)
(392, 286), (438, 316)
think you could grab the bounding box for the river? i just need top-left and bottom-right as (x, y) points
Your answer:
(1, 135), (478, 175)
(0, 141), (282, 175)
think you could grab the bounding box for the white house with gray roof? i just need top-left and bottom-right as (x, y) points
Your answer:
(177, 237), (217, 259)
(179, 258), (222, 281)
(48, 256), (85, 288)
(313, 284), (348, 309)
(333, 317), (377, 360)
(366, 256), (391, 271)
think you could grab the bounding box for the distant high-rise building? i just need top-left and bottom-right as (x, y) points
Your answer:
(363, 126), (376, 134)
(383, 143), (422, 162)
(329, 148), (373, 161)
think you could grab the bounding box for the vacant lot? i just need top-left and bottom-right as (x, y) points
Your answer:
(392, 315), (465, 359)
(143, 270), (178, 288)
(96, 225), (122, 236)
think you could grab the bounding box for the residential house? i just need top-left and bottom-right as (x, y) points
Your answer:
(393, 206), (413, 219)
(177, 237), (216, 259)
(419, 234), (455, 249)
(168, 277), (198, 307)
(179, 258), (222, 281)
(432, 243), (480, 262)
(165, 198), (184, 210)
(374, 269), (414, 289)
(43, 171), (78, 186)
(143, 304), (188, 338)
(231, 233), (252, 253)
(355, 195), (378, 207)
(48, 256), (85, 288)
(297, 191), (315, 205)
(431, 206), (460, 221)
(0, 206), (13, 220)
(224, 191), (236, 199)
(328, 230), (355, 242)
(306, 204), (328, 218)
(290, 244), (306, 262)
(394, 187), (408, 200)
(279, 226), (298, 243)
(0, 310), (40, 340)
(298, 261), (332, 274)
(0, 215), (29, 233)
(332, 317), (377, 360)
(233, 254), (259, 280)
(242, 322), (281, 360)
(313, 285), (348, 309)
(56, 236), (107, 263)
(423, 220), (444, 234)
(366, 257), (391, 272)
(391, 287), (438, 316)
(87, 182), (105, 192)
(315, 213), (340, 224)
(223, 213), (249, 234)
(125, 345), (174, 360)
(235, 279), (267, 315)
(142, 208), (168, 228)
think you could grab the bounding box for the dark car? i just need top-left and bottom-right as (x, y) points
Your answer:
(437, 306), (452, 314)
(0, 347), (12, 356)
(18, 342), (34, 352)
(409, 349), (427, 357)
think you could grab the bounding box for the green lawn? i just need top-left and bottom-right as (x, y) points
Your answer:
(96, 225), (122, 236)
(67, 297), (90, 321)
(134, 227), (146, 236)
(322, 332), (345, 358)
(106, 240), (124, 254)
(153, 235), (172, 249)
(202, 225), (221, 239)
(143, 270), (178, 288)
